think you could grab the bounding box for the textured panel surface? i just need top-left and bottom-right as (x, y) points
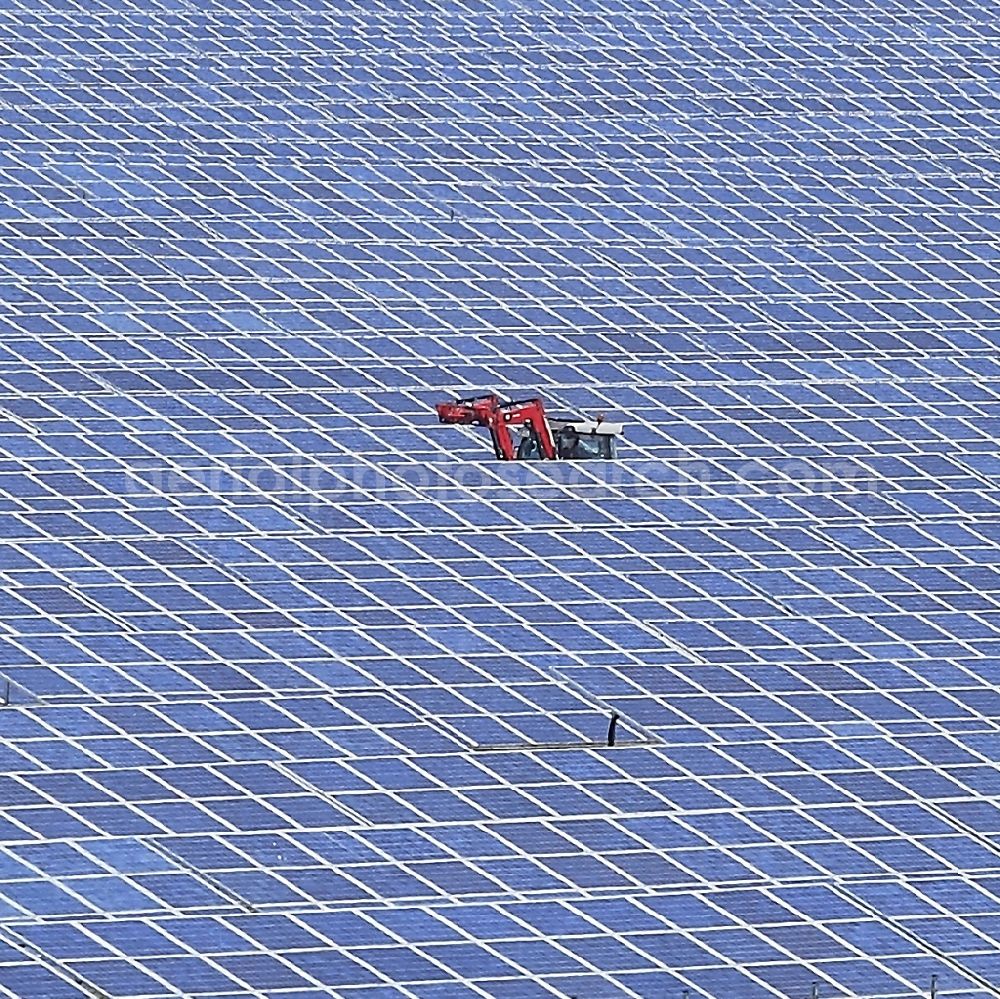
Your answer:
(1, 0), (1000, 996)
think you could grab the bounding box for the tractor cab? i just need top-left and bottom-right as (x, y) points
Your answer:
(436, 393), (623, 461)
(550, 417), (622, 460)
(516, 417), (622, 461)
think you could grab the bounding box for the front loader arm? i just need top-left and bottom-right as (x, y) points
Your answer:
(435, 394), (555, 460)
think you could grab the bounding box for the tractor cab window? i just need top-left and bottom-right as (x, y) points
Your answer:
(557, 426), (580, 459)
(516, 428), (544, 460)
(574, 433), (615, 459)
(553, 425), (616, 460)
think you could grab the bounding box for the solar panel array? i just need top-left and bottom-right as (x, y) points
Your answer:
(2, 0), (1000, 996)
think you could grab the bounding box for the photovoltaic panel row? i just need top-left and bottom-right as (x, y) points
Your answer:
(3, 0), (1000, 994)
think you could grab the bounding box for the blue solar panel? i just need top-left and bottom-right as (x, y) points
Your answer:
(0, 0), (998, 995)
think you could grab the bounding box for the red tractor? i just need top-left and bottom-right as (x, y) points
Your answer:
(435, 394), (622, 461)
